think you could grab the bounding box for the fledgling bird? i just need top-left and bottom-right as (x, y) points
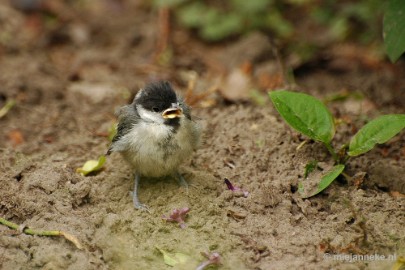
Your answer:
(107, 81), (201, 211)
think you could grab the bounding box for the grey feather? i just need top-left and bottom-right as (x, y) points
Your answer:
(107, 104), (139, 155)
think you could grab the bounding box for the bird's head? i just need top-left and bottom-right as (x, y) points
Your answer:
(134, 81), (184, 126)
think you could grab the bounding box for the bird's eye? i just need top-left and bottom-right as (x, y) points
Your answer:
(152, 107), (160, 112)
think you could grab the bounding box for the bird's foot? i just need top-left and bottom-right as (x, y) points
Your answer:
(176, 172), (189, 194)
(129, 191), (150, 213)
(134, 201), (150, 212)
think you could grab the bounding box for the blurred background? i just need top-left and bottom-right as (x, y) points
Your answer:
(0, 0), (403, 152)
(0, 0), (396, 98)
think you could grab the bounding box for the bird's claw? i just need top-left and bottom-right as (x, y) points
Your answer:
(134, 201), (150, 213)
(176, 172), (189, 194)
(129, 191), (150, 212)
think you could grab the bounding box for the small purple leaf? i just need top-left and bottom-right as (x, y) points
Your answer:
(162, 207), (190, 228)
(196, 251), (222, 270)
(224, 178), (235, 190)
(224, 178), (249, 197)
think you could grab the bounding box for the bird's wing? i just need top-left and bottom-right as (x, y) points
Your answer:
(107, 104), (139, 155)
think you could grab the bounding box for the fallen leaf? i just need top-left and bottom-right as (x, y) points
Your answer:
(227, 208), (247, 219)
(197, 251), (222, 270)
(392, 256), (405, 270)
(108, 122), (117, 141)
(162, 207), (190, 229)
(155, 246), (191, 267)
(0, 99), (16, 118)
(224, 178), (249, 197)
(76, 156), (106, 176)
(257, 72), (284, 90)
(240, 61), (253, 75)
(60, 231), (83, 250)
(352, 172), (367, 189)
(8, 129), (24, 146)
(219, 68), (251, 102)
(390, 191), (405, 198)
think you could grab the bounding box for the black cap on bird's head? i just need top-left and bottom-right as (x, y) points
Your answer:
(135, 81), (184, 121)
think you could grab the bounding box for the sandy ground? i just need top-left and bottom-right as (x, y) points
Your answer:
(1, 1), (404, 270)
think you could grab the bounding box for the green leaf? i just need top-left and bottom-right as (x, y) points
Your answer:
(298, 181), (305, 194)
(0, 99), (16, 118)
(269, 90), (335, 144)
(156, 247), (190, 267)
(303, 164), (345, 198)
(231, 0), (269, 13)
(383, 0), (405, 62)
(250, 89), (267, 106)
(348, 114), (405, 156)
(266, 11), (294, 38)
(304, 160), (318, 179)
(76, 156), (106, 176)
(177, 2), (207, 28)
(201, 12), (243, 41)
(153, 0), (188, 8)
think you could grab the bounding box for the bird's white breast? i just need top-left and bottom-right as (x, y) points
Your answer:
(118, 118), (197, 177)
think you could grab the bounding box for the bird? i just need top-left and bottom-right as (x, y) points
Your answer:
(107, 81), (201, 211)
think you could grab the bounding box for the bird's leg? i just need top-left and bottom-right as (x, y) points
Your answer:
(175, 171), (189, 193)
(133, 173), (149, 212)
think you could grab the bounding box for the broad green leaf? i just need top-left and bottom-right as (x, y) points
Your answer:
(348, 114), (405, 156)
(302, 164), (345, 199)
(298, 181), (304, 194)
(76, 156), (106, 176)
(269, 90), (335, 144)
(156, 247), (190, 267)
(304, 160), (318, 179)
(383, 0), (405, 62)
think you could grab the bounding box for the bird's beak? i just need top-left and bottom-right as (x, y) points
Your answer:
(162, 104), (183, 119)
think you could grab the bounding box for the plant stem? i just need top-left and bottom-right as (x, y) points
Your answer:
(324, 142), (339, 162)
(341, 172), (352, 182)
(0, 217), (83, 249)
(0, 217), (18, 229)
(0, 217), (60, 236)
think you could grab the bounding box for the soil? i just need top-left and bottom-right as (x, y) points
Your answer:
(0, 2), (404, 270)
